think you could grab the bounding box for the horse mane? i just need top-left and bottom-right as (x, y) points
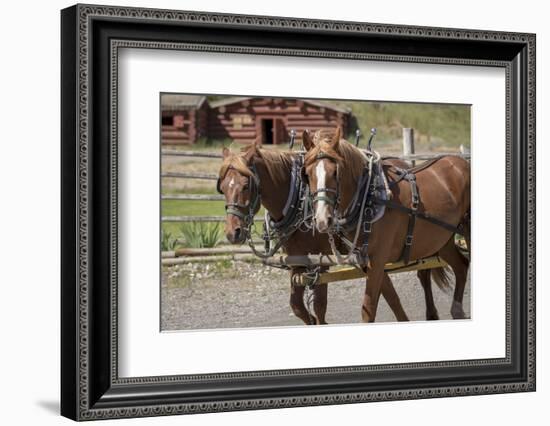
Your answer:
(218, 144), (294, 186)
(304, 129), (366, 180)
(218, 151), (254, 180)
(255, 148), (295, 185)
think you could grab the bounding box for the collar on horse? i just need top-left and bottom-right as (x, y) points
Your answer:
(269, 155), (309, 232)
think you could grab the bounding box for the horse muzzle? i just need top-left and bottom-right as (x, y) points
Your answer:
(225, 226), (247, 244)
(315, 214), (333, 233)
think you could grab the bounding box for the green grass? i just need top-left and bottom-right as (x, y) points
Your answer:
(337, 101), (470, 149)
(162, 200), (224, 235)
(162, 199), (225, 216)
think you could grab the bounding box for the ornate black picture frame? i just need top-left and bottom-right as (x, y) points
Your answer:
(61, 4), (536, 421)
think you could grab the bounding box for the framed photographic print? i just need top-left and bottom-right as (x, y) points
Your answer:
(61, 4), (536, 421)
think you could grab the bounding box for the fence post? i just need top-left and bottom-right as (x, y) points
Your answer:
(402, 128), (415, 167)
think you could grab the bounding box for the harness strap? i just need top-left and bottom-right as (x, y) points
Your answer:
(374, 198), (462, 234)
(270, 157), (303, 231)
(401, 172), (419, 265)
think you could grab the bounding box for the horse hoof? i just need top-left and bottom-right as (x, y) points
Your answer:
(426, 313), (440, 321)
(451, 301), (466, 319)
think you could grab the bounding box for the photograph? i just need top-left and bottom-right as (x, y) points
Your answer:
(160, 94), (471, 331)
(59, 4), (535, 420)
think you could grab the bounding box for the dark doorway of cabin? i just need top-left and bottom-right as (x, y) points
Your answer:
(262, 119), (274, 144)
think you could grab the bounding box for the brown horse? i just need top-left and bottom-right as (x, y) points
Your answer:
(218, 142), (451, 324)
(303, 127), (470, 322)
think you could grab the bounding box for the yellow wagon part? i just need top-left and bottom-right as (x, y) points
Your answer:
(296, 255), (448, 286)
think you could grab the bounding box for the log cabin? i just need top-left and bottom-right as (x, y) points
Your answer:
(161, 95), (351, 145)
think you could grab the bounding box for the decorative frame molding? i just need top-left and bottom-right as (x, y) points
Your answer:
(61, 4), (535, 421)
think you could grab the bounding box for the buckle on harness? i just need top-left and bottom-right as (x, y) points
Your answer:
(405, 235), (414, 246)
(363, 221), (372, 233)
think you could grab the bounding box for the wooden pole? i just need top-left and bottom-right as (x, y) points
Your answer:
(162, 247), (260, 258)
(402, 128), (415, 167)
(162, 215), (263, 222)
(162, 253), (258, 266)
(162, 150), (222, 158)
(161, 194), (224, 201)
(161, 172), (218, 180)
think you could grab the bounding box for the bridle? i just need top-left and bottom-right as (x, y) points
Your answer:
(308, 148), (378, 264)
(217, 156), (314, 260)
(308, 152), (341, 216)
(216, 164), (261, 236)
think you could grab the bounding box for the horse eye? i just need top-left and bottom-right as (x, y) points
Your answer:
(242, 184), (249, 190)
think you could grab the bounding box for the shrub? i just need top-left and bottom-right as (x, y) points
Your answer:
(161, 229), (178, 251)
(180, 222), (222, 248)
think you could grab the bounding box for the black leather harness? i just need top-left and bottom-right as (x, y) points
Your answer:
(324, 155), (465, 266)
(217, 155), (311, 260)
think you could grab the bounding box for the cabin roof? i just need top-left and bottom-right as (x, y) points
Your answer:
(161, 94), (207, 110)
(209, 96), (351, 114)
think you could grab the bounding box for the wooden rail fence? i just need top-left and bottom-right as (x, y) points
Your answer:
(161, 128), (469, 264)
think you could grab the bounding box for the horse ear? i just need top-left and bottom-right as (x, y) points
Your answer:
(222, 147), (231, 158)
(332, 126), (342, 149)
(302, 130), (314, 151)
(243, 140), (259, 163)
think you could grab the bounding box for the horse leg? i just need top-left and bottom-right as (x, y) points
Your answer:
(380, 274), (409, 321)
(462, 213), (471, 253)
(312, 283), (328, 325)
(417, 269), (440, 320)
(289, 269), (315, 325)
(438, 239), (470, 319)
(361, 262), (386, 323)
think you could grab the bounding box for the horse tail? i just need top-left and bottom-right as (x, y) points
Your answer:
(430, 266), (453, 293)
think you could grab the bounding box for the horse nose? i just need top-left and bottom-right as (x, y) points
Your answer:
(225, 226), (242, 244)
(316, 215), (332, 233)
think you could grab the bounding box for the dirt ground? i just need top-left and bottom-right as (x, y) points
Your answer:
(161, 260), (471, 331)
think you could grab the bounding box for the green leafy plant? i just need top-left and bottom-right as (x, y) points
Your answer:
(180, 222), (222, 248)
(161, 229), (178, 251)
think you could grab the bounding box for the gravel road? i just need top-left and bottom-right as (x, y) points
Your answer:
(161, 260), (470, 331)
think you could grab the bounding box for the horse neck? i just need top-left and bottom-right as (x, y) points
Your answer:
(339, 148), (367, 212)
(252, 154), (292, 220)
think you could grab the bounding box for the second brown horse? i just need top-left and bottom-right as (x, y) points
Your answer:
(303, 127), (470, 322)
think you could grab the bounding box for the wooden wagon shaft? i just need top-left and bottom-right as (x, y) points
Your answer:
(293, 256), (448, 285)
(263, 254), (447, 268)
(263, 254), (359, 267)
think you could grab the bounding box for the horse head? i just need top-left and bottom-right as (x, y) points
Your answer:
(303, 126), (344, 233)
(217, 143), (261, 244)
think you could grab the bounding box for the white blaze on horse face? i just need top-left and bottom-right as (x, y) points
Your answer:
(315, 160), (331, 232)
(228, 178), (235, 188)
